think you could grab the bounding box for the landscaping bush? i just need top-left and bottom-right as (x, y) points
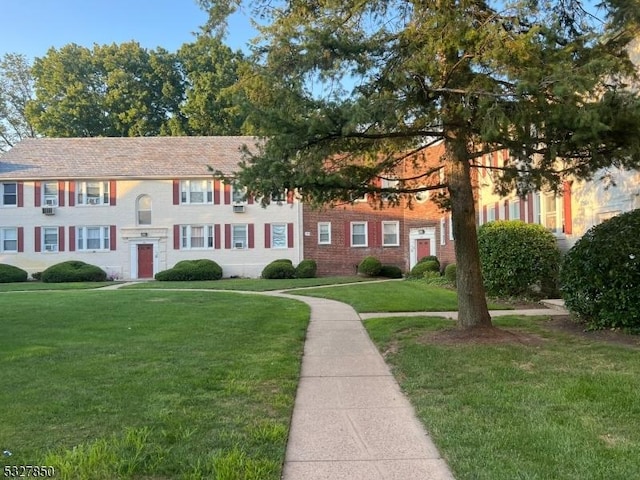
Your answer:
(417, 255), (441, 270)
(358, 256), (382, 277)
(444, 263), (457, 286)
(408, 260), (440, 278)
(295, 259), (317, 278)
(41, 261), (107, 283)
(262, 260), (296, 279)
(478, 220), (560, 298)
(560, 209), (640, 331)
(0, 264), (28, 283)
(379, 265), (403, 279)
(31, 272), (43, 281)
(155, 259), (223, 281)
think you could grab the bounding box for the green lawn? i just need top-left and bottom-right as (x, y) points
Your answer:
(121, 275), (373, 291)
(0, 281), (118, 292)
(364, 315), (640, 480)
(293, 280), (508, 312)
(0, 290), (309, 479)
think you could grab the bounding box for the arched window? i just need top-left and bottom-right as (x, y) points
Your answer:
(137, 195), (152, 225)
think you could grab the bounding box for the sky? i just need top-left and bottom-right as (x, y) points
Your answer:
(0, 0), (255, 60)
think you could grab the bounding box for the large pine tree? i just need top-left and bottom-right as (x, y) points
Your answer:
(203, 0), (640, 329)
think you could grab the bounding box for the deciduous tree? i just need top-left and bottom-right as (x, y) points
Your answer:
(201, 0), (640, 329)
(0, 53), (36, 151)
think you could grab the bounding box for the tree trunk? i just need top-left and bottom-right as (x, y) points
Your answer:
(446, 141), (493, 329)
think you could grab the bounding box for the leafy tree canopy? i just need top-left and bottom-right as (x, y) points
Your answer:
(0, 53), (36, 151)
(200, 0), (640, 328)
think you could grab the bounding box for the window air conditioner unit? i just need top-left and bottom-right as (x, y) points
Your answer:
(45, 198), (57, 206)
(87, 198), (100, 205)
(44, 244), (57, 252)
(42, 207), (55, 215)
(232, 204), (245, 213)
(234, 241), (245, 249)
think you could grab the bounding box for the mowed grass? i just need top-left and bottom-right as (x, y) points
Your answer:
(294, 280), (508, 312)
(0, 281), (118, 292)
(364, 315), (640, 480)
(122, 276), (371, 291)
(0, 290), (309, 479)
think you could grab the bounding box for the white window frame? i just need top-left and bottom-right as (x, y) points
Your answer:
(509, 199), (520, 221)
(449, 215), (454, 240)
(487, 205), (496, 222)
(180, 180), (213, 204)
(0, 227), (18, 252)
(77, 181), (109, 206)
(77, 226), (110, 251)
(440, 217), (446, 245)
(43, 227), (59, 252)
(1, 182), (17, 207)
(181, 225), (214, 249)
(232, 224), (248, 249)
(381, 178), (399, 201)
(137, 195), (152, 226)
(232, 185), (246, 204)
(535, 192), (564, 234)
(382, 221), (400, 246)
(351, 222), (368, 247)
(42, 181), (58, 206)
(270, 223), (288, 249)
(318, 222), (331, 245)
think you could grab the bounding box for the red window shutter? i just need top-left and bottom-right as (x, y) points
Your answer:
(109, 180), (117, 206)
(264, 223), (271, 248)
(34, 226), (41, 252)
(224, 224), (231, 249)
(504, 200), (510, 220)
(17, 227), (24, 252)
(224, 183), (231, 205)
(34, 182), (42, 207)
(563, 182), (573, 234)
(287, 223), (294, 248)
(58, 226), (65, 252)
(345, 221), (351, 247)
(214, 180), (221, 205)
(69, 226), (76, 252)
(286, 189), (294, 204)
(173, 225), (180, 250)
(248, 224), (255, 249)
(494, 201), (500, 220)
(172, 180), (180, 205)
(483, 205), (487, 224)
(68, 182), (76, 207)
(110, 225), (117, 250)
(58, 181), (66, 207)
(17, 182), (24, 207)
(247, 194), (254, 205)
(214, 224), (221, 249)
(519, 199), (526, 221)
(527, 194), (534, 223)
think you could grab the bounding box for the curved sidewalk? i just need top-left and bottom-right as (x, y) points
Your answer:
(274, 293), (456, 480)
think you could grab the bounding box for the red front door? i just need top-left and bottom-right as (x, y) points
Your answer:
(416, 239), (431, 261)
(137, 244), (154, 278)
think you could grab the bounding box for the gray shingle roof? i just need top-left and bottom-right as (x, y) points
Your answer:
(0, 136), (259, 180)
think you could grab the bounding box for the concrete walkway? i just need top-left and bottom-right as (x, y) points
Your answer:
(275, 293), (455, 480)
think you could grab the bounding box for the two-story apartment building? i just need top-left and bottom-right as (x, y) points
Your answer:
(0, 136), (302, 279)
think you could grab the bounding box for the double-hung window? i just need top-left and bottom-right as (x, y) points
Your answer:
(232, 186), (246, 204)
(382, 221), (399, 246)
(318, 222), (331, 245)
(351, 222), (367, 247)
(0, 227), (17, 252)
(43, 227), (59, 252)
(509, 199), (520, 220)
(232, 224), (248, 249)
(77, 226), (110, 251)
(43, 182), (58, 206)
(1, 183), (17, 206)
(77, 181), (109, 205)
(181, 180), (213, 204)
(181, 225), (214, 249)
(271, 224), (287, 248)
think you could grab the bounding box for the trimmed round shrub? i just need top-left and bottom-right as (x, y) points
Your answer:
(444, 263), (457, 286)
(358, 256), (382, 277)
(295, 259), (317, 278)
(560, 209), (640, 331)
(379, 265), (403, 279)
(41, 261), (107, 283)
(478, 220), (560, 298)
(409, 260), (440, 278)
(262, 260), (296, 279)
(155, 259), (223, 281)
(417, 255), (440, 270)
(0, 264), (28, 283)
